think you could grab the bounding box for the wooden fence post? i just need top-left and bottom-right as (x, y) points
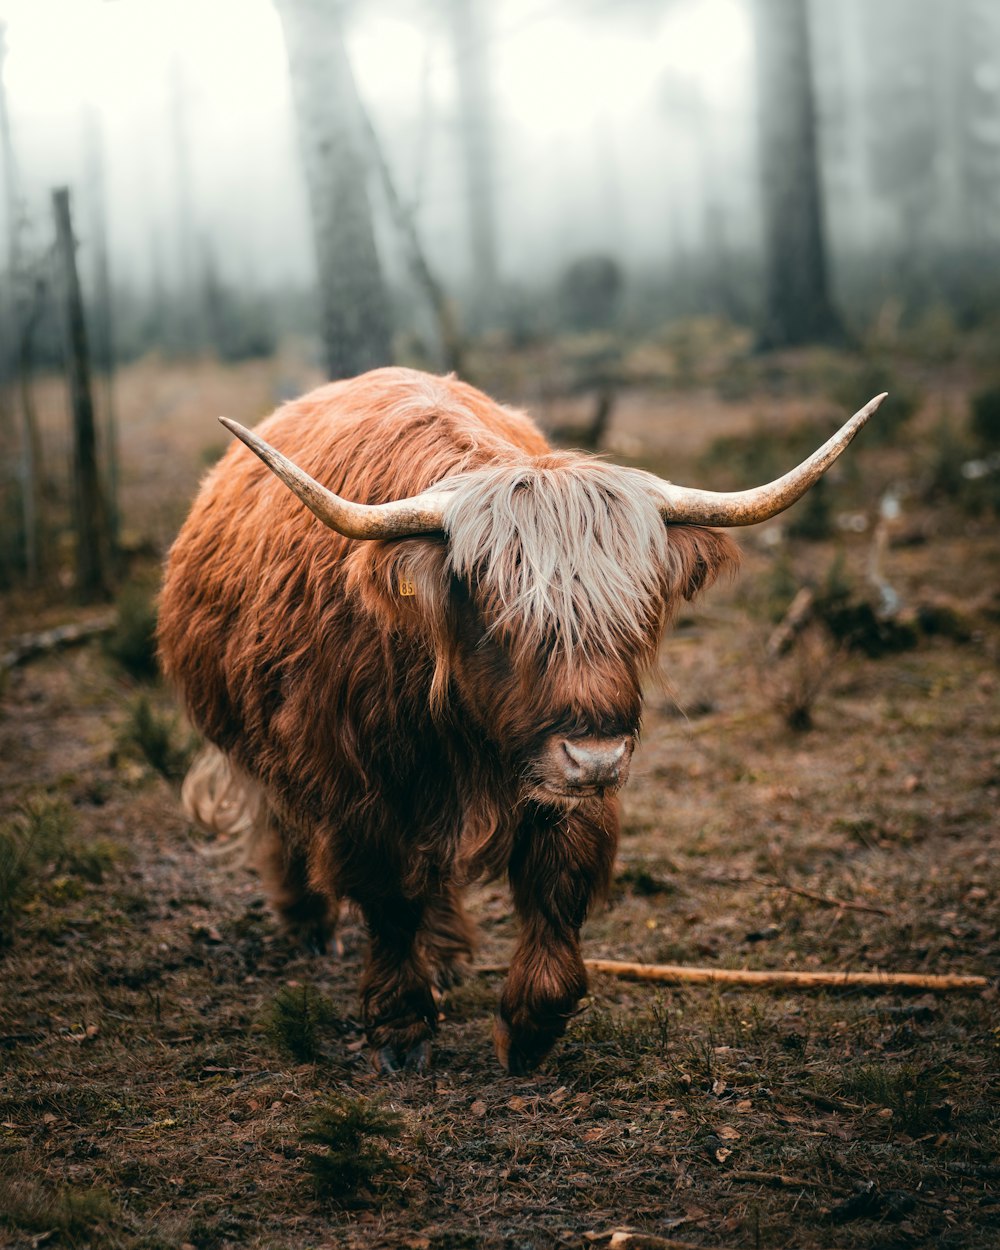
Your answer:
(52, 185), (113, 600)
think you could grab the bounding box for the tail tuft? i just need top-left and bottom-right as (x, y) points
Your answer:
(181, 745), (269, 864)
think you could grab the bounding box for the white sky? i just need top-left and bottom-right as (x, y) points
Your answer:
(0, 0), (754, 291)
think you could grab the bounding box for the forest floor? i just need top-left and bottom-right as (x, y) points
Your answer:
(1, 336), (998, 1249)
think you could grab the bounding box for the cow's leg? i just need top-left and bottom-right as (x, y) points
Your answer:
(418, 881), (477, 991)
(256, 824), (337, 955)
(359, 895), (438, 1074)
(495, 800), (618, 1075)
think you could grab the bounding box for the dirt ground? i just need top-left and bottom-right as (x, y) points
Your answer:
(1, 345), (998, 1249)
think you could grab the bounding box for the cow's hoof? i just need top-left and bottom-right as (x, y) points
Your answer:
(302, 926), (336, 958)
(370, 1037), (433, 1075)
(493, 1015), (552, 1076)
(372, 1045), (402, 1074)
(404, 1038), (432, 1073)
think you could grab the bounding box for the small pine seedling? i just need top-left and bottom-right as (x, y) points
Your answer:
(301, 1095), (404, 1202)
(0, 799), (73, 943)
(266, 983), (337, 1063)
(0, 1163), (118, 1240)
(117, 695), (194, 781)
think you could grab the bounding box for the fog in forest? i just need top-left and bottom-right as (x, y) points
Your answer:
(4, 0), (997, 359)
(1, 0), (999, 591)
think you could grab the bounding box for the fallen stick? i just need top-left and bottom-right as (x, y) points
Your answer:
(766, 586), (815, 656)
(606, 1236), (726, 1250)
(585, 1230), (725, 1250)
(477, 960), (987, 992)
(1, 614), (116, 671)
(797, 1088), (862, 1113)
(756, 877), (891, 917)
(584, 959), (987, 991)
(727, 1169), (834, 1189)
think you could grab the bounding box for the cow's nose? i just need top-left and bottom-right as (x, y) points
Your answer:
(559, 736), (632, 788)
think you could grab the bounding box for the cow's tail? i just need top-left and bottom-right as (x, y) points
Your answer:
(181, 745), (270, 865)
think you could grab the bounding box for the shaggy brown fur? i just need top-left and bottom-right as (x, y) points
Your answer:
(158, 367), (738, 1074)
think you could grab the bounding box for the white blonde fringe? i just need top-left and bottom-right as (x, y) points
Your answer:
(181, 745), (270, 865)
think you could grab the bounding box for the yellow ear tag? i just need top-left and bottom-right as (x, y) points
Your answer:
(398, 578), (416, 597)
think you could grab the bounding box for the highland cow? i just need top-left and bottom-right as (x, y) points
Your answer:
(158, 368), (883, 1074)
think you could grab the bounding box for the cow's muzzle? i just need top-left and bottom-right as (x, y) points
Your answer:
(560, 735), (632, 787)
(533, 733), (635, 801)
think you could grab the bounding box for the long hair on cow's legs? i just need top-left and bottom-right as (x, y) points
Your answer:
(255, 822), (340, 956)
(358, 893), (439, 1072)
(182, 746), (340, 953)
(495, 797), (618, 1075)
(417, 881), (478, 991)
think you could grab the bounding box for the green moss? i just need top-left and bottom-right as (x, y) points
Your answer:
(440, 975), (498, 1023)
(0, 796), (130, 939)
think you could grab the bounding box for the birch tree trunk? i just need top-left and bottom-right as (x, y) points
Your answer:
(450, 0), (500, 329)
(275, 0), (392, 380)
(752, 0), (842, 346)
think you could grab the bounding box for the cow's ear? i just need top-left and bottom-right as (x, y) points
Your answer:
(345, 537), (456, 714)
(346, 536), (451, 626)
(666, 525), (741, 603)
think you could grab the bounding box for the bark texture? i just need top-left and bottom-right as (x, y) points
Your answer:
(53, 187), (112, 601)
(276, 0), (392, 379)
(753, 0), (842, 346)
(450, 0), (500, 327)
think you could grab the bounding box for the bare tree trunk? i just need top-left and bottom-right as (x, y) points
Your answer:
(169, 58), (201, 356)
(52, 187), (112, 601)
(449, 0), (500, 328)
(15, 278), (44, 557)
(752, 0), (843, 346)
(966, 0), (1000, 247)
(84, 110), (120, 559)
(357, 102), (464, 375)
(833, 0), (874, 253)
(275, 0), (392, 380)
(0, 21), (43, 584)
(933, 0), (1000, 249)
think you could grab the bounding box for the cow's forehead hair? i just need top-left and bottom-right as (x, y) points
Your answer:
(441, 458), (677, 662)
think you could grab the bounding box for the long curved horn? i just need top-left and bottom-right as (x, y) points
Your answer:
(645, 393), (887, 526)
(219, 417), (451, 539)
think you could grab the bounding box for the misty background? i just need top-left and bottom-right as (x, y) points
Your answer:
(1, 0), (998, 596)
